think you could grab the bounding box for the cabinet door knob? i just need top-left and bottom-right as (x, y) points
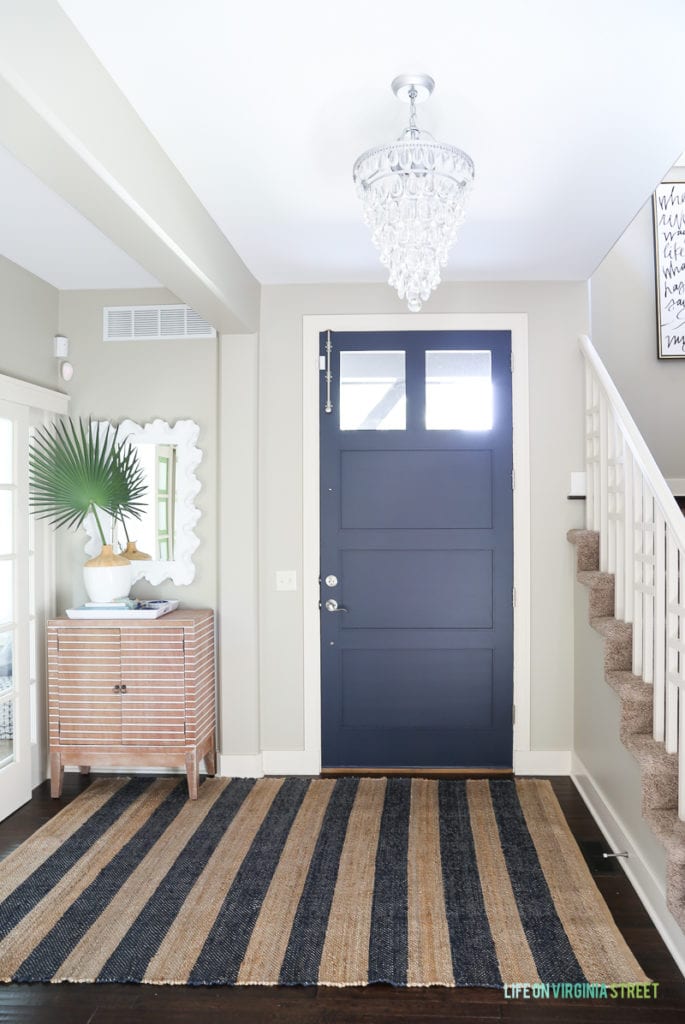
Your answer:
(121, 684), (127, 693)
(113, 684), (120, 693)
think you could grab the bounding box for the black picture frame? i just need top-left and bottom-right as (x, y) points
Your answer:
(653, 180), (685, 358)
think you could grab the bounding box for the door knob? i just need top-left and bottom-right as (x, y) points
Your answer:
(325, 599), (349, 612)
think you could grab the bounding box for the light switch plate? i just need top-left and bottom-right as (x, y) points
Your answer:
(276, 570), (297, 591)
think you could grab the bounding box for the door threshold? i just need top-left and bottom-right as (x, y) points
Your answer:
(321, 767), (514, 776)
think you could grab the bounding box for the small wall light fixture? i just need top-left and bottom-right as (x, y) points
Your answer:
(53, 335), (74, 382)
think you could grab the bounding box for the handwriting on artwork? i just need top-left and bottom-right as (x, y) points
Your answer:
(654, 182), (685, 356)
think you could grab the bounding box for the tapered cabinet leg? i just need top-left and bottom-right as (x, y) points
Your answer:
(205, 739), (217, 778)
(50, 751), (63, 798)
(185, 750), (199, 800)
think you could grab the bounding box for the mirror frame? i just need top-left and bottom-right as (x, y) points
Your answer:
(84, 418), (202, 586)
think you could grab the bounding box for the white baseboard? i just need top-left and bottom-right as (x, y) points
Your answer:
(513, 749), (572, 775)
(261, 749), (320, 775)
(572, 753), (685, 977)
(218, 753), (264, 778)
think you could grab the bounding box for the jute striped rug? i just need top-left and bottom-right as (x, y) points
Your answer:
(0, 776), (647, 987)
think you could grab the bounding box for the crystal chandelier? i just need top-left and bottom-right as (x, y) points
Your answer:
(353, 74), (475, 312)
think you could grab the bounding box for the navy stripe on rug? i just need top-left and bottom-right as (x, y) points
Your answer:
(14, 780), (190, 982)
(97, 778), (256, 983)
(0, 777), (153, 944)
(279, 777), (359, 986)
(367, 777), (410, 986)
(438, 780), (502, 987)
(189, 777), (312, 985)
(489, 781), (586, 984)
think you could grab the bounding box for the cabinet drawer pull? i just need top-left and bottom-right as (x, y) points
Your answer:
(121, 684), (127, 693)
(113, 684), (120, 693)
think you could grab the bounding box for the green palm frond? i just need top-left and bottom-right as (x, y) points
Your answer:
(29, 417), (148, 546)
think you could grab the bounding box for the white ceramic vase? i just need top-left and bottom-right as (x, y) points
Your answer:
(83, 545), (132, 603)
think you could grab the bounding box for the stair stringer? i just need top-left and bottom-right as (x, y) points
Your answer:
(568, 528), (685, 933)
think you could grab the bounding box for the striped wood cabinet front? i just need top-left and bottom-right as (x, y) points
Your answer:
(47, 611), (216, 800)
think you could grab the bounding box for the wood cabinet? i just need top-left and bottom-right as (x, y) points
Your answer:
(47, 610), (216, 799)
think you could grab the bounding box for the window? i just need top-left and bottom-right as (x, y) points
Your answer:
(339, 351), (406, 430)
(425, 350), (493, 430)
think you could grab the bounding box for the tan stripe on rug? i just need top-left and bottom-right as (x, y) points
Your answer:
(0, 779), (175, 981)
(466, 779), (541, 985)
(0, 778), (126, 904)
(318, 777), (387, 985)
(55, 778), (230, 982)
(238, 778), (335, 985)
(407, 778), (454, 986)
(516, 779), (649, 984)
(144, 777), (284, 984)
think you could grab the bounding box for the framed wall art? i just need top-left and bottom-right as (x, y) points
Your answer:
(653, 180), (685, 358)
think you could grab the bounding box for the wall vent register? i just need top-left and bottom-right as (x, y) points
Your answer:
(103, 304), (217, 342)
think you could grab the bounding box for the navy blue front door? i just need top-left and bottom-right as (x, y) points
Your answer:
(320, 331), (513, 768)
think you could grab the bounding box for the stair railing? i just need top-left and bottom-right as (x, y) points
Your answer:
(581, 334), (684, 819)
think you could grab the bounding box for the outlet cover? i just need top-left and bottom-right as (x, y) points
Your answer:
(276, 570), (297, 591)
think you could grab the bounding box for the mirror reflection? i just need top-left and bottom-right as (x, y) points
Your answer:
(85, 419), (202, 586)
(120, 442), (177, 562)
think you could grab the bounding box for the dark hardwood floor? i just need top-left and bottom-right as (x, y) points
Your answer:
(0, 773), (683, 1024)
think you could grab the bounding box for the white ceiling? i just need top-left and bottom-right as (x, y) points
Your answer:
(5, 0), (685, 289)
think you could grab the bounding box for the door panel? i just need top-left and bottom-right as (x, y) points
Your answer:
(340, 549), (493, 629)
(340, 450), (492, 529)
(120, 628), (185, 745)
(320, 330), (513, 768)
(56, 629), (121, 745)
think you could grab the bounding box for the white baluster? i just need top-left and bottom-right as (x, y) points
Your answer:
(599, 392), (608, 572)
(653, 506), (666, 741)
(585, 361), (595, 530)
(642, 486), (654, 685)
(666, 536), (679, 754)
(623, 447), (634, 623)
(633, 469), (644, 679)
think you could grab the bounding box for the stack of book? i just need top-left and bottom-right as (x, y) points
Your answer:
(66, 599), (179, 619)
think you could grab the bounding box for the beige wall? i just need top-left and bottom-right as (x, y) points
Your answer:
(258, 282), (589, 755)
(0, 256), (59, 389)
(590, 177), (685, 477)
(56, 289), (218, 614)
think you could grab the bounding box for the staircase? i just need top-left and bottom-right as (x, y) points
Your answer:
(570, 336), (685, 934)
(568, 527), (685, 931)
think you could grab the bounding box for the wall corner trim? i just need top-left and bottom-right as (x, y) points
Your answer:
(218, 753), (264, 778)
(572, 752), (685, 976)
(514, 749), (572, 775)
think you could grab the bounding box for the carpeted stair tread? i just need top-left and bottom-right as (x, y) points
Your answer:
(604, 670), (653, 703)
(569, 528), (685, 934)
(648, 808), (685, 856)
(567, 529), (600, 571)
(623, 731), (679, 772)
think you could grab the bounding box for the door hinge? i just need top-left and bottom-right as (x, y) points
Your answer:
(512, 586), (517, 607)
(512, 704), (516, 725)
(511, 469), (515, 490)
(510, 350), (514, 373)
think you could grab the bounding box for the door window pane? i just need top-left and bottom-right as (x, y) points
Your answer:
(0, 419), (12, 484)
(0, 697), (14, 768)
(0, 561), (13, 626)
(0, 631), (12, 695)
(0, 491), (12, 555)
(426, 351), (493, 430)
(340, 351), (406, 430)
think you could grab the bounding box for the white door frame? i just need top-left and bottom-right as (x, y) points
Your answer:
(301, 313), (531, 774)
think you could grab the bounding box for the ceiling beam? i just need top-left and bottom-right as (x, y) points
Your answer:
(0, 0), (259, 333)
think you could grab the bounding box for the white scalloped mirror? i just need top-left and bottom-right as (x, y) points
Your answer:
(84, 419), (202, 585)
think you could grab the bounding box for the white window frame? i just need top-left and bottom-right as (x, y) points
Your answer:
(0, 373), (68, 816)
